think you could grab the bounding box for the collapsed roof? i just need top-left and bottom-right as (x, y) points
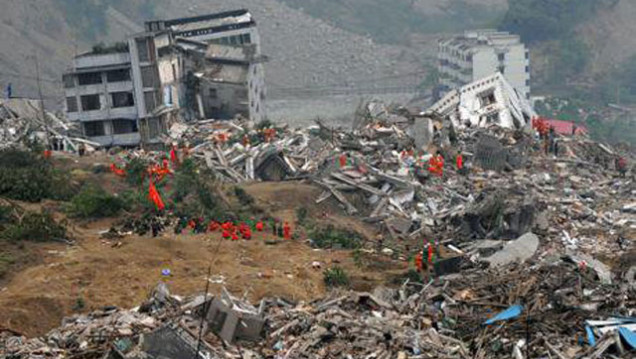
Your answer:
(425, 73), (535, 130)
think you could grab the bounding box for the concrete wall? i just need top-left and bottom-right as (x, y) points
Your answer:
(73, 52), (130, 69)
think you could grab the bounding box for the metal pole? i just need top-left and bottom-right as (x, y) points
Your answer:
(33, 53), (49, 146)
(194, 266), (212, 359)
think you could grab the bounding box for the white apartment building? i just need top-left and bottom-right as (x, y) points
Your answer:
(438, 30), (530, 100)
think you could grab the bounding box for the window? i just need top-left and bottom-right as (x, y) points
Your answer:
(136, 38), (150, 62)
(81, 95), (101, 111)
(144, 91), (157, 112)
(66, 97), (78, 112)
(466, 54), (473, 62)
(78, 72), (102, 86)
(209, 88), (218, 100)
(497, 65), (505, 74)
(111, 92), (134, 108)
(525, 51), (529, 60)
(525, 65), (530, 73)
(112, 119), (138, 134)
(497, 53), (505, 62)
(63, 75), (75, 88)
(479, 90), (496, 107)
(106, 69), (130, 83)
(526, 79), (530, 86)
(172, 64), (177, 81)
(241, 33), (251, 44)
(141, 66), (157, 88)
(234, 89), (248, 99)
(84, 121), (105, 137)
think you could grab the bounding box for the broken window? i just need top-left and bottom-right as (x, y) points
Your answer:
(209, 88), (218, 100)
(144, 91), (158, 112)
(78, 72), (102, 86)
(106, 69), (130, 83)
(136, 38), (150, 62)
(66, 97), (78, 112)
(485, 112), (500, 124)
(84, 121), (105, 137)
(81, 94), (101, 111)
(141, 66), (158, 88)
(112, 119), (138, 134)
(111, 92), (135, 108)
(63, 75), (75, 88)
(479, 90), (496, 107)
(234, 89), (248, 99)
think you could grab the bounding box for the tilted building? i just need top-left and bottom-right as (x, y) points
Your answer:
(63, 9), (265, 148)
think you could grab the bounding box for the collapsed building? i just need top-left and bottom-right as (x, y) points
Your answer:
(63, 9), (266, 148)
(425, 72), (535, 130)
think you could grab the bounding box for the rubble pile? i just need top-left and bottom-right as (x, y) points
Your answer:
(0, 98), (91, 151)
(2, 255), (634, 358)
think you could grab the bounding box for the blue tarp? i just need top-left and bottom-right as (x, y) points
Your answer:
(484, 305), (523, 325)
(585, 325), (596, 347)
(619, 327), (636, 350)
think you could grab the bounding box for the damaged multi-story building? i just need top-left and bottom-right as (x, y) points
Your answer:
(437, 30), (530, 101)
(63, 9), (265, 148)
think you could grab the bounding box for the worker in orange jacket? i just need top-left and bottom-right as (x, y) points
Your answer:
(415, 252), (423, 272)
(456, 151), (463, 171)
(283, 222), (292, 240)
(255, 221), (264, 232)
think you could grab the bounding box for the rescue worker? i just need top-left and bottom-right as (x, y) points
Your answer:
(339, 153), (348, 168)
(255, 220), (264, 232)
(283, 222), (292, 240)
(222, 229), (231, 240)
(617, 156), (628, 177)
(415, 251), (424, 273)
(456, 151), (463, 171)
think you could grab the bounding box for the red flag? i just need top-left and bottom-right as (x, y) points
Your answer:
(148, 180), (165, 211)
(170, 147), (178, 164)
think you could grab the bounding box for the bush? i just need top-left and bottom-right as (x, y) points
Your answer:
(323, 267), (350, 288)
(66, 185), (126, 218)
(125, 158), (149, 187)
(310, 225), (362, 249)
(296, 207), (308, 225)
(1, 210), (68, 243)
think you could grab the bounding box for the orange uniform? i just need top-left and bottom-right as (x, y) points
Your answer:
(255, 221), (264, 232)
(415, 252), (423, 272)
(456, 154), (463, 170)
(283, 222), (291, 240)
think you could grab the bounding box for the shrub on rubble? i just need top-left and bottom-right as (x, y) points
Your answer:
(66, 185), (126, 218)
(296, 207), (308, 225)
(125, 158), (149, 186)
(309, 225), (362, 249)
(1, 210), (68, 243)
(0, 148), (72, 202)
(323, 267), (350, 288)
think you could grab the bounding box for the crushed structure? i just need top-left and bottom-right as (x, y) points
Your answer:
(426, 72), (535, 130)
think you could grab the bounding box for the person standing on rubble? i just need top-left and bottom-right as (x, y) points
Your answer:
(617, 156), (628, 177)
(456, 150), (464, 172)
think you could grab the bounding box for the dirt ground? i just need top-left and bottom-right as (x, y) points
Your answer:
(0, 175), (405, 337)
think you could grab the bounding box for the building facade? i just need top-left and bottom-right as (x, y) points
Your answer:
(63, 50), (140, 147)
(63, 9), (265, 148)
(438, 30), (530, 100)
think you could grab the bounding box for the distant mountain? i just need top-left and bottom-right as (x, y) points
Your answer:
(1, 0), (635, 114)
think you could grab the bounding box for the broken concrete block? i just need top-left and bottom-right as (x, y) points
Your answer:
(484, 232), (539, 267)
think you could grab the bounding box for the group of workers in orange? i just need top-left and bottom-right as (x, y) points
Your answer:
(186, 218), (293, 241)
